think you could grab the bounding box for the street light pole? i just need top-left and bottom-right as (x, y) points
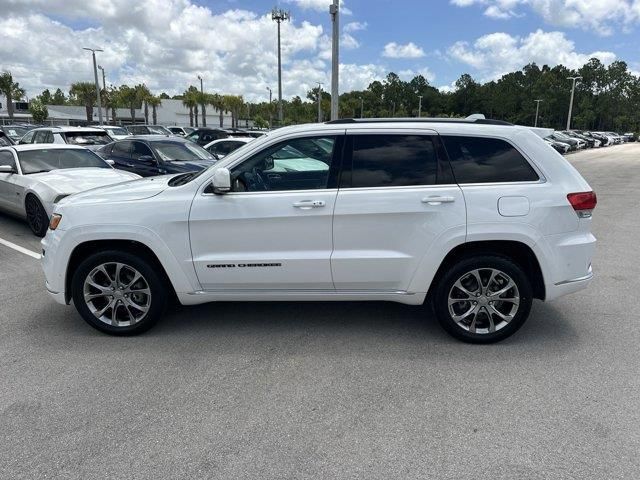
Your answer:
(98, 65), (108, 123)
(418, 95), (423, 118)
(266, 86), (273, 129)
(534, 99), (543, 127)
(359, 96), (363, 118)
(329, 0), (339, 120)
(316, 82), (323, 123)
(272, 8), (290, 125)
(198, 75), (206, 127)
(83, 47), (103, 125)
(566, 76), (582, 131)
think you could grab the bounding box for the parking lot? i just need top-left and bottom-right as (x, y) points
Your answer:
(0, 143), (638, 479)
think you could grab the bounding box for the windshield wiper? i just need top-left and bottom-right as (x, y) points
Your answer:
(25, 169), (52, 174)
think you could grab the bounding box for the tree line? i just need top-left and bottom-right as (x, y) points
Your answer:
(2, 57), (639, 132)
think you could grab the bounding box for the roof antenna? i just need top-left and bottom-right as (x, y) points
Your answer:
(466, 113), (486, 121)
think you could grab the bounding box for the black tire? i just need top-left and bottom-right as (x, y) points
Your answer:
(25, 194), (48, 237)
(71, 250), (168, 335)
(433, 255), (532, 344)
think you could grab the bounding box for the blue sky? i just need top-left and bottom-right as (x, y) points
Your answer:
(1, 0), (639, 99)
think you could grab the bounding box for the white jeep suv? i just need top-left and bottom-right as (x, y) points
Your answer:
(41, 118), (596, 343)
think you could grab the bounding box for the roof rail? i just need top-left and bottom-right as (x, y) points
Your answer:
(325, 117), (513, 126)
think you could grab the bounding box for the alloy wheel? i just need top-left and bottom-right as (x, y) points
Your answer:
(83, 262), (152, 327)
(447, 268), (520, 334)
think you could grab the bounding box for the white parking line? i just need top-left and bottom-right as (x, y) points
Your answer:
(0, 237), (41, 259)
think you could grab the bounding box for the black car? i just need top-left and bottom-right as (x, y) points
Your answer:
(97, 135), (216, 177)
(185, 128), (229, 146)
(0, 130), (14, 146)
(126, 125), (174, 135)
(0, 125), (32, 143)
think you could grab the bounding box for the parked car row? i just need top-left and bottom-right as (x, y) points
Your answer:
(543, 129), (632, 154)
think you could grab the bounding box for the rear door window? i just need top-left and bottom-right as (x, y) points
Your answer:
(442, 136), (539, 183)
(348, 134), (439, 188)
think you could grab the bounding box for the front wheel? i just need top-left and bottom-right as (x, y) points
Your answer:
(25, 194), (48, 237)
(433, 255), (533, 343)
(71, 251), (168, 335)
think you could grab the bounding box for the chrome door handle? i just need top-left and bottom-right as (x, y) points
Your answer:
(422, 196), (455, 205)
(293, 200), (326, 209)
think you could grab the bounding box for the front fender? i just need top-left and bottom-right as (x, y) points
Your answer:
(47, 224), (199, 301)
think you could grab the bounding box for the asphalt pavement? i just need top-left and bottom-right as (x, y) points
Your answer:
(1, 144), (639, 479)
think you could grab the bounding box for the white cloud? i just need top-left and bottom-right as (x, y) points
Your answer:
(0, 0), (374, 101)
(285, 0), (352, 15)
(448, 29), (617, 80)
(341, 33), (360, 49)
(450, 0), (640, 36)
(382, 42), (426, 59)
(344, 21), (367, 32)
(398, 68), (436, 83)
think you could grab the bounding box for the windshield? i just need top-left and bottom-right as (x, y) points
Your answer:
(64, 131), (111, 146)
(3, 126), (29, 140)
(105, 127), (128, 136)
(18, 148), (110, 174)
(0, 135), (12, 146)
(152, 141), (215, 162)
(148, 125), (172, 135)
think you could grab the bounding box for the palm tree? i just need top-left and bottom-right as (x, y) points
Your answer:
(223, 95), (244, 129)
(209, 93), (226, 128)
(69, 81), (97, 123)
(182, 87), (198, 127)
(118, 85), (144, 124)
(197, 91), (207, 127)
(146, 95), (162, 124)
(0, 71), (25, 121)
(138, 85), (151, 124)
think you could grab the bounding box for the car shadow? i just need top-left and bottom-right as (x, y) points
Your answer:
(37, 296), (579, 360)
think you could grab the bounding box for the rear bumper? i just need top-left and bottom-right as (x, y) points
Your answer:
(545, 265), (593, 301)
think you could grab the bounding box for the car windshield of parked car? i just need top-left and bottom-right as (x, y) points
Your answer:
(0, 135), (12, 146)
(152, 141), (215, 162)
(18, 148), (110, 174)
(148, 125), (172, 135)
(63, 131), (112, 146)
(106, 127), (128, 136)
(4, 126), (29, 140)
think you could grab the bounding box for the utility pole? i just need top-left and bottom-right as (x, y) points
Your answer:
(266, 86), (273, 129)
(98, 65), (108, 123)
(566, 76), (582, 130)
(330, 0), (339, 120)
(418, 95), (423, 118)
(198, 75), (206, 127)
(272, 8), (290, 125)
(534, 99), (543, 127)
(83, 47), (103, 125)
(316, 82), (323, 123)
(359, 96), (363, 118)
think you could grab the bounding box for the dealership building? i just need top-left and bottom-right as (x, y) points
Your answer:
(0, 96), (238, 128)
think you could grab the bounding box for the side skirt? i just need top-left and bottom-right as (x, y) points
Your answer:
(177, 290), (426, 306)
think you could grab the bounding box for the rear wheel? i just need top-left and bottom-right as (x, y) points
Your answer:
(71, 250), (168, 335)
(434, 255), (532, 343)
(25, 194), (48, 237)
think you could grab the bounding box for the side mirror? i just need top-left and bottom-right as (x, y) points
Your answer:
(138, 155), (155, 165)
(211, 167), (231, 194)
(105, 159), (115, 166)
(0, 164), (16, 174)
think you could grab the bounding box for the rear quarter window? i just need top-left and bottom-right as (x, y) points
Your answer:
(442, 136), (539, 184)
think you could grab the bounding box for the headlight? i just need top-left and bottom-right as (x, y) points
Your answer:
(49, 214), (62, 230)
(53, 194), (69, 204)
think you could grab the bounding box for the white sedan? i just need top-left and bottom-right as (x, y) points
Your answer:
(0, 144), (140, 236)
(203, 137), (253, 159)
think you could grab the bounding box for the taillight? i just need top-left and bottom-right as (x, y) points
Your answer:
(567, 191), (597, 218)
